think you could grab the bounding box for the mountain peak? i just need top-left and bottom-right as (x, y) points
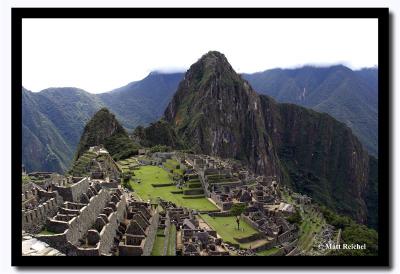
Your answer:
(195, 51), (233, 72)
(73, 107), (137, 162)
(163, 51), (277, 176)
(177, 51), (240, 94)
(199, 50), (228, 62)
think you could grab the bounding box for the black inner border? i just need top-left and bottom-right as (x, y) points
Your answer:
(11, 7), (390, 267)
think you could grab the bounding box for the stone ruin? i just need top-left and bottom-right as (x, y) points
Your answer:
(175, 153), (300, 256)
(117, 201), (159, 256)
(158, 199), (230, 256)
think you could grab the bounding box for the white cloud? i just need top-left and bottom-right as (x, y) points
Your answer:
(22, 18), (378, 93)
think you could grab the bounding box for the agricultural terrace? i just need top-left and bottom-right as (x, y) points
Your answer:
(297, 205), (325, 251)
(69, 150), (97, 176)
(163, 159), (185, 176)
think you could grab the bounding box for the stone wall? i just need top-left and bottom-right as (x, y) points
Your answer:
(46, 219), (70, 234)
(250, 238), (277, 252)
(242, 215), (261, 231)
(36, 233), (70, 253)
(209, 193), (232, 211)
(22, 187), (37, 202)
(22, 198), (58, 232)
(162, 218), (170, 256)
(53, 177), (90, 202)
(198, 170), (210, 197)
(38, 189), (111, 254)
(142, 210), (159, 256)
(36, 188), (59, 200)
(22, 182), (34, 193)
(209, 211), (234, 217)
(118, 245), (144, 256)
(66, 189), (110, 245)
(277, 228), (298, 244)
(183, 188), (204, 195)
(98, 194), (127, 255)
(100, 181), (119, 189)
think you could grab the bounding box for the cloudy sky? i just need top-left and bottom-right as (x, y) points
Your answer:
(22, 18), (378, 94)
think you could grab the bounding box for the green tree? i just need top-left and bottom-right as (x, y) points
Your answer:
(230, 203), (247, 230)
(286, 209), (302, 224)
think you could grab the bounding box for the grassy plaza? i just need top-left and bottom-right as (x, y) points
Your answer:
(124, 164), (218, 212)
(199, 214), (259, 247)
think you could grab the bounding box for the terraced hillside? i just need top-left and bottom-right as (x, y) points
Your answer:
(69, 150), (97, 177)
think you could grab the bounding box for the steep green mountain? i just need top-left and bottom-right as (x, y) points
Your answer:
(156, 51), (376, 225)
(22, 73), (183, 173)
(22, 87), (104, 173)
(74, 108), (138, 161)
(242, 66), (378, 156)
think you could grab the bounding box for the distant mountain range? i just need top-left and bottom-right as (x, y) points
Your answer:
(22, 73), (182, 173)
(242, 66), (378, 156)
(22, 65), (378, 174)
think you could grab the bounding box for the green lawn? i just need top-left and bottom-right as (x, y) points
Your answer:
(129, 165), (218, 212)
(38, 229), (57, 236)
(199, 214), (259, 247)
(166, 225), (177, 256)
(256, 247), (280, 256)
(151, 229), (166, 256)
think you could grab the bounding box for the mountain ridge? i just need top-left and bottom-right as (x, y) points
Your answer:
(242, 65), (378, 156)
(22, 64), (378, 174)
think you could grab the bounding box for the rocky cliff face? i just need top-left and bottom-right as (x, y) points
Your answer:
(260, 95), (370, 222)
(162, 51), (372, 223)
